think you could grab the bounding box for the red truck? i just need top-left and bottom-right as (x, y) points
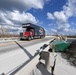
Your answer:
(20, 23), (45, 40)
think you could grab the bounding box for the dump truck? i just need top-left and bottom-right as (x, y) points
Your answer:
(20, 23), (45, 40)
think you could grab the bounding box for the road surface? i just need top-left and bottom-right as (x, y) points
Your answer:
(0, 36), (55, 74)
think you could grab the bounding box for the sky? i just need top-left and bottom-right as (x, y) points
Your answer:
(0, 0), (76, 35)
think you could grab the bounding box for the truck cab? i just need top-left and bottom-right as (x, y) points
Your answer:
(23, 27), (34, 40)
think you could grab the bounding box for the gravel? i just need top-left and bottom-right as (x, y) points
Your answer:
(62, 40), (76, 67)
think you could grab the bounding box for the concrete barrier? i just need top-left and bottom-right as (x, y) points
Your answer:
(15, 47), (50, 75)
(14, 43), (52, 75)
(9, 39), (55, 75)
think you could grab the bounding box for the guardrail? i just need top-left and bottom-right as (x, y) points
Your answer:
(15, 46), (50, 75)
(12, 39), (55, 75)
(0, 38), (55, 75)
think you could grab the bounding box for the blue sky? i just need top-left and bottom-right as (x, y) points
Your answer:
(27, 0), (67, 34)
(0, 0), (76, 35)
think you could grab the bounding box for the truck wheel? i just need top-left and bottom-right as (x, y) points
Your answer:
(20, 38), (22, 40)
(40, 36), (42, 39)
(31, 37), (34, 40)
(28, 37), (31, 41)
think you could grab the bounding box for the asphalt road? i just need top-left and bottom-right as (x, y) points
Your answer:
(0, 36), (55, 74)
(0, 36), (55, 54)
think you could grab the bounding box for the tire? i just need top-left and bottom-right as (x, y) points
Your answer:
(40, 36), (42, 39)
(31, 36), (34, 40)
(28, 37), (31, 41)
(20, 38), (22, 40)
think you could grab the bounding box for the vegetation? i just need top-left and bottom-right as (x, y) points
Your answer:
(67, 35), (76, 38)
(0, 34), (19, 38)
(0, 26), (19, 38)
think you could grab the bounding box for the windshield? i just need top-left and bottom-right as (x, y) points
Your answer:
(23, 28), (30, 32)
(23, 28), (26, 32)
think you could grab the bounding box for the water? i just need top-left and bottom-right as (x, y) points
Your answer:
(67, 38), (76, 44)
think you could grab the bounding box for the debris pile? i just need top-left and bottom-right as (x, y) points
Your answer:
(66, 40), (76, 67)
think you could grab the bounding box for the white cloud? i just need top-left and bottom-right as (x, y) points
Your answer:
(47, 0), (76, 35)
(0, 0), (50, 34)
(47, 12), (55, 20)
(51, 28), (57, 33)
(0, 11), (14, 25)
(54, 11), (67, 22)
(65, 29), (76, 35)
(0, 10), (38, 25)
(19, 0), (44, 10)
(0, 0), (49, 11)
(11, 10), (37, 24)
(0, 10), (38, 34)
(26, 0), (44, 9)
(63, 0), (76, 17)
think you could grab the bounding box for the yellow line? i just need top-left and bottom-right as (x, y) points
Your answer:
(0, 39), (42, 47)
(0, 42), (15, 47)
(0, 41), (26, 47)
